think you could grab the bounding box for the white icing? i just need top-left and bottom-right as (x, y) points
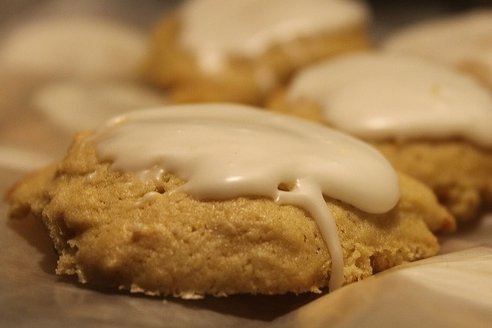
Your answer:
(94, 104), (399, 290)
(287, 52), (492, 147)
(0, 16), (145, 79)
(179, 0), (368, 72)
(384, 10), (492, 81)
(33, 81), (166, 132)
(136, 191), (161, 207)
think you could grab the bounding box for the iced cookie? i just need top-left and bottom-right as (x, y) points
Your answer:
(267, 52), (492, 222)
(33, 80), (166, 132)
(142, 0), (371, 104)
(0, 16), (146, 80)
(7, 104), (453, 298)
(384, 10), (492, 90)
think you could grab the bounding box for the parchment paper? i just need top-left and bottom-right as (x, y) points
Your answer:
(1, 1), (491, 327)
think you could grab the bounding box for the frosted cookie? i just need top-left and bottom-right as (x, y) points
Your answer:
(384, 10), (492, 89)
(142, 0), (371, 104)
(0, 16), (146, 80)
(7, 104), (453, 298)
(267, 52), (492, 223)
(33, 80), (166, 132)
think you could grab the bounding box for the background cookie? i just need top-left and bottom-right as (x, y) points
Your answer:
(384, 10), (492, 90)
(267, 51), (492, 223)
(142, 0), (371, 104)
(0, 16), (147, 80)
(33, 80), (166, 133)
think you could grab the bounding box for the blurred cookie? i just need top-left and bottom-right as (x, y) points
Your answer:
(267, 52), (492, 222)
(142, 0), (371, 104)
(0, 16), (146, 80)
(384, 10), (492, 89)
(0, 73), (70, 161)
(33, 80), (166, 132)
(7, 104), (452, 298)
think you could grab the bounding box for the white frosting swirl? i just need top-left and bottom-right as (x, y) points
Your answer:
(179, 0), (368, 72)
(287, 52), (492, 147)
(94, 104), (399, 290)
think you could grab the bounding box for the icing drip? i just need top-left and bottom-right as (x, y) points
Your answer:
(275, 178), (344, 289)
(287, 52), (492, 147)
(94, 104), (399, 291)
(179, 0), (368, 72)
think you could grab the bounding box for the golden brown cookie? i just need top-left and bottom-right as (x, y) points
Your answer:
(142, 0), (371, 105)
(7, 128), (453, 297)
(266, 52), (492, 223)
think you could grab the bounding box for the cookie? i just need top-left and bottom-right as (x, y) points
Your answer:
(7, 104), (453, 298)
(142, 0), (371, 104)
(267, 52), (492, 222)
(0, 16), (146, 80)
(33, 80), (166, 132)
(384, 10), (492, 90)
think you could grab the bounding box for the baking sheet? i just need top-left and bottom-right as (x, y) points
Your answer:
(1, 1), (492, 327)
